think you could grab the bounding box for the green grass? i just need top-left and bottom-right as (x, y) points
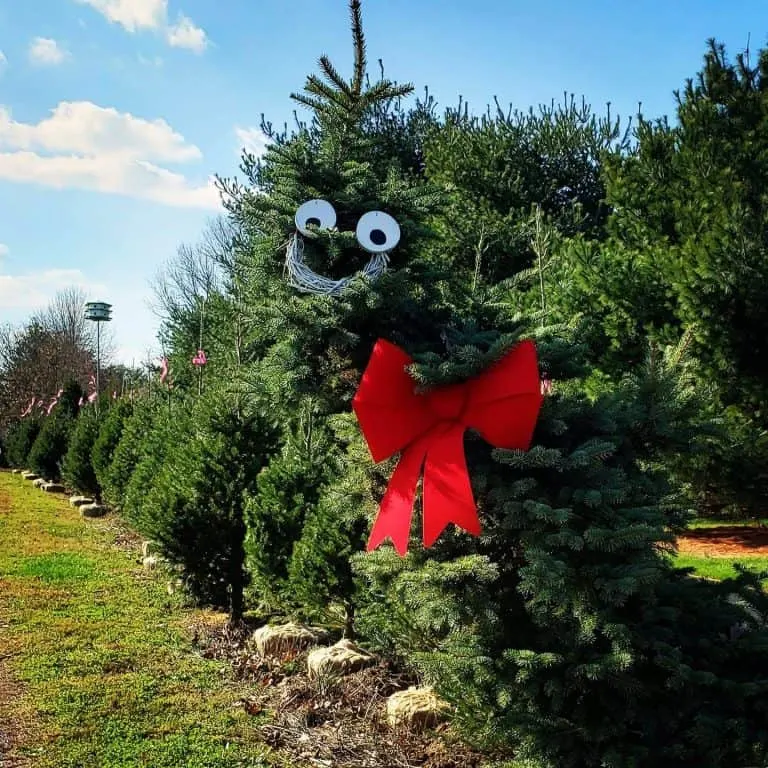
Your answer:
(0, 471), (278, 768)
(672, 553), (768, 581)
(687, 517), (768, 529)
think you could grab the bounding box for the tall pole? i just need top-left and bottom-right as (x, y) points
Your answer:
(85, 302), (112, 420)
(96, 321), (101, 415)
(198, 298), (205, 397)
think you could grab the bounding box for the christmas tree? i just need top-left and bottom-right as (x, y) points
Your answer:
(219, 0), (447, 615)
(222, 4), (768, 763)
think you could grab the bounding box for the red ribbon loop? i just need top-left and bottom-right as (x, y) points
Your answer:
(353, 338), (543, 555)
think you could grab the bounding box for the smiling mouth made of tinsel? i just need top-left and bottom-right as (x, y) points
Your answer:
(284, 199), (401, 296)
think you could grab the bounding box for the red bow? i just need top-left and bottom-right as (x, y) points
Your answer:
(353, 339), (543, 555)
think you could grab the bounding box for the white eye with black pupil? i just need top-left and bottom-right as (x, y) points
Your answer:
(295, 199), (336, 237)
(356, 211), (400, 253)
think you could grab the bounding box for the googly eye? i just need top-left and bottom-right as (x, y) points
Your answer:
(295, 199), (337, 237)
(355, 211), (401, 253)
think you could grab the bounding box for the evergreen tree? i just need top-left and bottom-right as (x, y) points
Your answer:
(103, 397), (158, 510)
(3, 417), (42, 468)
(218, 0), (450, 621)
(286, 411), (369, 634)
(544, 39), (768, 516)
(244, 397), (336, 609)
(354, 322), (768, 767)
(61, 407), (101, 497)
(27, 380), (82, 480)
(141, 391), (274, 622)
(122, 398), (184, 529)
(91, 399), (133, 498)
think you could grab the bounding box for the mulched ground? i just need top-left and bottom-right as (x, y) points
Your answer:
(189, 618), (494, 768)
(676, 526), (768, 557)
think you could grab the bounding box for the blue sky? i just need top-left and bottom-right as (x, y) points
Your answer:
(0, 0), (762, 364)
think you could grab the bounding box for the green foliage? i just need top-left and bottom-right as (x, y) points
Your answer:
(356, 328), (768, 766)
(245, 399), (336, 608)
(61, 408), (101, 497)
(122, 400), (182, 529)
(26, 382), (82, 481)
(91, 399), (134, 497)
(3, 417), (42, 468)
(140, 392), (274, 621)
(27, 417), (72, 481)
(103, 397), (159, 510)
(286, 413), (369, 632)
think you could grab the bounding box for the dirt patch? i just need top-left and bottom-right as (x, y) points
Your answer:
(193, 622), (495, 768)
(677, 526), (768, 557)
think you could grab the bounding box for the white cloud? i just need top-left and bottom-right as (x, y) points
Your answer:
(0, 51), (7, 72)
(166, 15), (207, 52)
(0, 244), (8, 259)
(0, 268), (106, 311)
(235, 126), (270, 158)
(75, 0), (208, 52)
(0, 102), (200, 161)
(0, 101), (220, 209)
(75, 0), (166, 32)
(28, 37), (69, 66)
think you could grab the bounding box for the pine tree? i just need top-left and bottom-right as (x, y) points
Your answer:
(141, 390), (274, 623)
(244, 397), (336, 609)
(91, 399), (134, 496)
(122, 398), (184, 529)
(103, 397), (159, 511)
(354, 321), (768, 766)
(61, 407), (101, 497)
(27, 380), (82, 480)
(544, 39), (768, 516)
(4, 417), (42, 468)
(218, 0), (449, 621)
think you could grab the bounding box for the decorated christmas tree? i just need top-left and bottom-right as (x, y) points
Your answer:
(219, 0), (446, 615)
(221, 3), (768, 764)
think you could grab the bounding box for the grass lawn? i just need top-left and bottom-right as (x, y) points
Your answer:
(687, 517), (768, 529)
(0, 471), (277, 768)
(672, 553), (768, 581)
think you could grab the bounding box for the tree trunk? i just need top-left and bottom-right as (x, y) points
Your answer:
(229, 568), (245, 626)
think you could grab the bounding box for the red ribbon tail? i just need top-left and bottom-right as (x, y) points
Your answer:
(422, 426), (480, 547)
(367, 442), (427, 556)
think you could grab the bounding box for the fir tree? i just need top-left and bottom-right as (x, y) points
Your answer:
(91, 399), (133, 496)
(62, 407), (101, 497)
(244, 397), (336, 609)
(3, 417), (42, 468)
(103, 397), (158, 511)
(218, 0), (450, 621)
(141, 391), (274, 622)
(27, 380), (82, 480)
(355, 321), (768, 767)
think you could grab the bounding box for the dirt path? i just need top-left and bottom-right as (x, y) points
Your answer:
(676, 526), (768, 557)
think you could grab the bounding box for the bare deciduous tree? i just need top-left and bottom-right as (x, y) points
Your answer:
(0, 288), (109, 432)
